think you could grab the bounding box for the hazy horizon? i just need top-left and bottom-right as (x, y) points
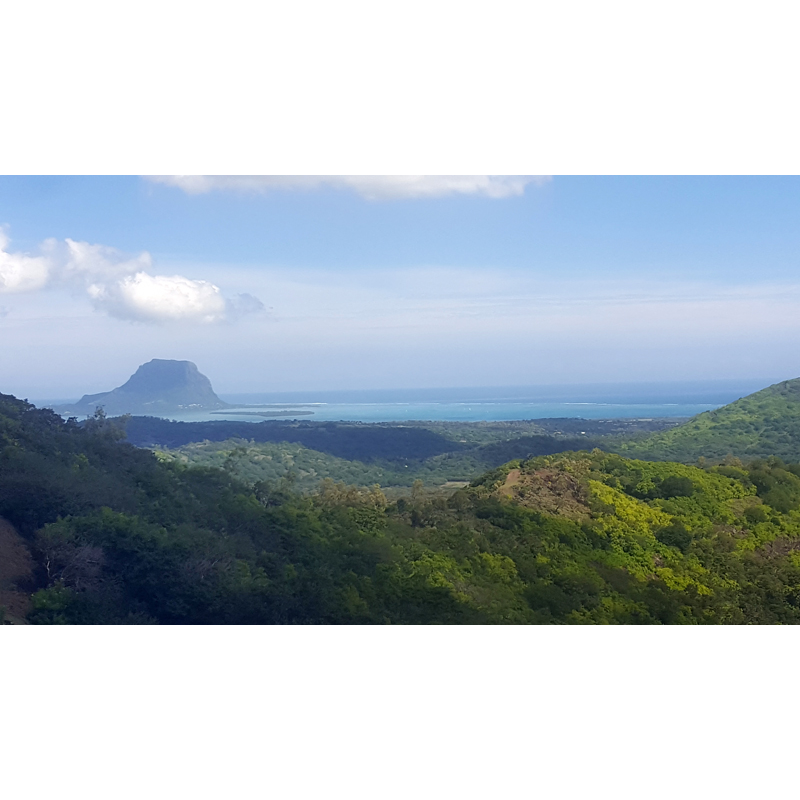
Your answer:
(30, 374), (785, 407)
(29, 375), (784, 428)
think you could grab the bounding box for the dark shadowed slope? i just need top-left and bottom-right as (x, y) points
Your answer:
(124, 416), (470, 460)
(0, 516), (35, 623)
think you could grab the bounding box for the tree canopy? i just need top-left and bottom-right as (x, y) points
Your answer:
(5, 391), (800, 624)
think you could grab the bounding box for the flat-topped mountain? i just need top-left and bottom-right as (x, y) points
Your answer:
(55, 359), (228, 417)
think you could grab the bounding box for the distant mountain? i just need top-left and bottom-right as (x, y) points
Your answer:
(54, 359), (228, 417)
(623, 377), (800, 462)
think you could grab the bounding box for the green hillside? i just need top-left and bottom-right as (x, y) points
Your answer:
(623, 378), (800, 463)
(6, 389), (800, 623)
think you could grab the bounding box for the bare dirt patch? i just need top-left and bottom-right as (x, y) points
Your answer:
(0, 517), (35, 623)
(499, 467), (591, 521)
(499, 469), (521, 495)
(757, 537), (800, 559)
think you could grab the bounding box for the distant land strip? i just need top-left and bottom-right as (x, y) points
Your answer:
(227, 403), (322, 408)
(211, 410), (316, 417)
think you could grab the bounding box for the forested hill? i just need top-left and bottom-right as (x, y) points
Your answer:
(623, 378), (800, 463)
(124, 416), (471, 461)
(6, 389), (800, 624)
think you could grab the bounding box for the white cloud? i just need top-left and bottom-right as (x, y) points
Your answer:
(0, 231), (50, 293)
(88, 272), (228, 323)
(147, 175), (550, 200)
(59, 238), (153, 282)
(0, 230), (262, 325)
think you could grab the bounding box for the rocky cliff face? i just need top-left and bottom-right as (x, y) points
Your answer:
(55, 359), (229, 417)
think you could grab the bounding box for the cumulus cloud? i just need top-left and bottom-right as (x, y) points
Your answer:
(0, 230), (262, 325)
(147, 175), (550, 200)
(0, 231), (50, 293)
(88, 272), (228, 323)
(58, 238), (153, 282)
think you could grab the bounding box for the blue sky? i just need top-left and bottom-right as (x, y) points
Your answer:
(1, 175), (799, 398)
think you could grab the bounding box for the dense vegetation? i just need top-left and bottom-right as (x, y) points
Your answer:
(6, 391), (800, 624)
(124, 416), (467, 459)
(156, 434), (600, 493)
(623, 378), (800, 463)
(125, 415), (676, 454)
(128, 416), (680, 492)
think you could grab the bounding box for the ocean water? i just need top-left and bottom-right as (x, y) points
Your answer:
(40, 379), (776, 424)
(157, 379), (773, 424)
(163, 401), (716, 424)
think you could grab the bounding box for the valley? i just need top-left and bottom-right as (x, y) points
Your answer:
(6, 374), (800, 623)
